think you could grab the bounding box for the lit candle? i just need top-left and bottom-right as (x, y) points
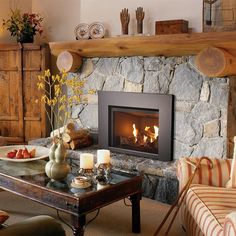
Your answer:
(80, 153), (94, 169)
(97, 149), (111, 165)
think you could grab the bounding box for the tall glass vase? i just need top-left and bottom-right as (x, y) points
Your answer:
(45, 140), (71, 181)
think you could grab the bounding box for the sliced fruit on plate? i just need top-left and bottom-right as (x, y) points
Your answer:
(29, 148), (36, 158)
(6, 147), (37, 159)
(23, 147), (31, 159)
(15, 149), (23, 159)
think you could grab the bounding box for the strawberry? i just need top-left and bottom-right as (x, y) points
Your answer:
(15, 149), (23, 159)
(23, 147), (31, 159)
(7, 151), (16, 158)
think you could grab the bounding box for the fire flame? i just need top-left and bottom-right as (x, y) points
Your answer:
(154, 125), (159, 139)
(143, 135), (148, 143)
(132, 124), (138, 143)
(132, 124), (159, 145)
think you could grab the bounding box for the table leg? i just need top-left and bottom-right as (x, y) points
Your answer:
(130, 193), (141, 233)
(71, 215), (86, 236)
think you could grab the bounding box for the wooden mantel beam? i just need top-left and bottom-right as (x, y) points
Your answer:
(49, 31), (236, 58)
(195, 47), (236, 77)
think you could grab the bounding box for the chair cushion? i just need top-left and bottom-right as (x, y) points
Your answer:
(0, 210), (9, 224)
(177, 157), (231, 192)
(185, 184), (236, 236)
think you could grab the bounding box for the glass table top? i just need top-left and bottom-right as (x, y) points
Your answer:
(0, 160), (140, 198)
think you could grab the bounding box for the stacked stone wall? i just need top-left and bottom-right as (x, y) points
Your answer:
(70, 56), (232, 160)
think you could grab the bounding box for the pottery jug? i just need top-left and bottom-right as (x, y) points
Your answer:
(45, 141), (70, 181)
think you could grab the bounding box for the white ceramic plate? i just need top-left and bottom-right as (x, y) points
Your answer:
(89, 22), (105, 39)
(0, 145), (49, 162)
(74, 23), (90, 39)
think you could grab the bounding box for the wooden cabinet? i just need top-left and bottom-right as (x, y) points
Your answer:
(0, 43), (50, 144)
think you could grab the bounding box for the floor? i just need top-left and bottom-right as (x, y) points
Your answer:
(0, 191), (186, 236)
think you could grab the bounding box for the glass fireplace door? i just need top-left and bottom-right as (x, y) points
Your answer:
(109, 106), (159, 155)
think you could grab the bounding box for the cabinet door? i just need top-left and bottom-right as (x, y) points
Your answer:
(0, 47), (24, 143)
(23, 44), (50, 141)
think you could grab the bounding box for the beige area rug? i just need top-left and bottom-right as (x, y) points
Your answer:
(0, 191), (186, 236)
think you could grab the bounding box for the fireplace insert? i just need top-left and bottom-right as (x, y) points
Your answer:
(98, 91), (174, 161)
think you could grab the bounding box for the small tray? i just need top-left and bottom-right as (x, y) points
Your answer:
(71, 176), (91, 189)
(71, 181), (91, 189)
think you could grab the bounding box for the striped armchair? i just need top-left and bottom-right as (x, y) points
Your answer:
(177, 157), (236, 236)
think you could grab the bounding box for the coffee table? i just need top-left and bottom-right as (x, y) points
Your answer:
(0, 160), (142, 236)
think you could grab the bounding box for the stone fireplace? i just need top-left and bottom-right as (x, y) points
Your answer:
(73, 55), (235, 160)
(98, 91), (174, 161)
(30, 54), (236, 204)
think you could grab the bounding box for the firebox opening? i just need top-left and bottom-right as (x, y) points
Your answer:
(109, 106), (159, 155)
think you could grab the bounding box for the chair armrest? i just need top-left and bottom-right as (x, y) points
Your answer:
(177, 157), (232, 192)
(224, 212), (236, 236)
(0, 215), (65, 236)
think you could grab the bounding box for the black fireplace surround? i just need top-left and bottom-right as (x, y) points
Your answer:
(98, 91), (174, 162)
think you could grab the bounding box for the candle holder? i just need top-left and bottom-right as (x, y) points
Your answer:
(95, 163), (112, 183)
(78, 168), (94, 179)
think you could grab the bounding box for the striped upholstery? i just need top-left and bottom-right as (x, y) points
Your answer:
(224, 212), (236, 235)
(177, 157), (236, 236)
(185, 185), (236, 236)
(226, 137), (236, 188)
(177, 157), (232, 192)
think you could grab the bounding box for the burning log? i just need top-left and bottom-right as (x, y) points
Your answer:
(119, 135), (158, 152)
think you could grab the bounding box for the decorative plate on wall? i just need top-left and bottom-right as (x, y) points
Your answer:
(89, 22), (105, 39)
(74, 23), (90, 39)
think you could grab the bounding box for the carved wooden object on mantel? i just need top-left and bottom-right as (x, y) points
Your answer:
(195, 46), (236, 77)
(120, 8), (130, 35)
(136, 7), (145, 34)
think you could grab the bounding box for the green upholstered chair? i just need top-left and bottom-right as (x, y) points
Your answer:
(0, 215), (66, 236)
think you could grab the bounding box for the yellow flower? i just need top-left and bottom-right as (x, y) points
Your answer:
(37, 69), (93, 136)
(37, 82), (44, 89)
(51, 75), (56, 82)
(41, 95), (48, 103)
(44, 69), (51, 77)
(59, 95), (66, 103)
(54, 84), (61, 96)
(89, 89), (96, 94)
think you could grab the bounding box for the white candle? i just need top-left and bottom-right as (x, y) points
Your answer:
(97, 149), (111, 165)
(80, 153), (94, 169)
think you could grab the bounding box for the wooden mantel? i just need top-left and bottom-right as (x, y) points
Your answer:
(50, 31), (236, 77)
(49, 31), (236, 58)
